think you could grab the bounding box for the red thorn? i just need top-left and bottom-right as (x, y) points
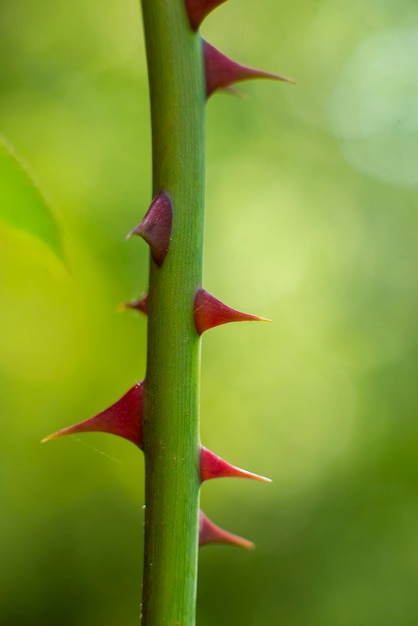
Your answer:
(121, 293), (148, 315)
(185, 0), (228, 30)
(41, 381), (144, 448)
(194, 288), (271, 335)
(199, 511), (254, 549)
(129, 192), (172, 267)
(203, 40), (292, 97)
(200, 446), (271, 483)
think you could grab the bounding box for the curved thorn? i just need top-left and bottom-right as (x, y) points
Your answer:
(128, 192), (172, 267)
(42, 381), (144, 448)
(200, 446), (271, 483)
(203, 40), (293, 98)
(199, 511), (254, 549)
(194, 288), (271, 335)
(185, 0), (228, 31)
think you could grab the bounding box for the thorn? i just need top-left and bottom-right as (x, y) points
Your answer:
(199, 511), (254, 549)
(203, 40), (293, 98)
(200, 446), (271, 483)
(128, 192), (172, 267)
(121, 293), (148, 315)
(41, 381), (144, 448)
(194, 288), (271, 335)
(185, 0), (228, 30)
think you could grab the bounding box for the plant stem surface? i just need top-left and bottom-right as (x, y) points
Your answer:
(140, 1), (205, 624)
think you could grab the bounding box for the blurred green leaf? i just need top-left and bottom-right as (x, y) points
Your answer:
(0, 137), (64, 260)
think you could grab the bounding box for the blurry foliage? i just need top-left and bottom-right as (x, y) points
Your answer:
(1, 0), (418, 624)
(0, 138), (64, 259)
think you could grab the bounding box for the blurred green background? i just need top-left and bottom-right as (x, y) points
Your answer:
(1, 0), (418, 624)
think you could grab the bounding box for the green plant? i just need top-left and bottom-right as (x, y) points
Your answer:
(0, 137), (63, 260)
(43, 1), (288, 623)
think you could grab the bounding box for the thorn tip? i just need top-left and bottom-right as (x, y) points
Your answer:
(199, 511), (254, 550)
(121, 293), (149, 315)
(42, 381), (144, 448)
(200, 446), (271, 483)
(203, 40), (292, 97)
(194, 288), (270, 334)
(129, 192), (172, 267)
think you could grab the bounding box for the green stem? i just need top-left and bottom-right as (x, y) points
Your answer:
(140, 1), (205, 624)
